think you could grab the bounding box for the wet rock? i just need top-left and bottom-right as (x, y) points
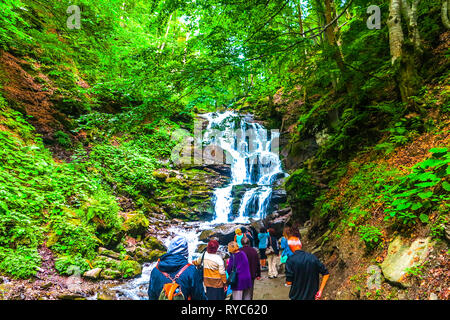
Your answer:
(143, 236), (166, 251)
(97, 290), (116, 300)
(100, 269), (122, 280)
(58, 293), (86, 300)
(199, 224), (248, 246)
(98, 247), (121, 260)
(83, 268), (103, 280)
(264, 209), (292, 236)
(381, 236), (434, 287)
(133, 246), (164, 263)
(270, 189), (287, 205)
(196, 244), (207, 253)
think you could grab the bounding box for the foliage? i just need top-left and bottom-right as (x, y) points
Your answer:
(0, 246), (41, 279)
(54, 254), (91, 276)
(358, 225), (383, 251)
(382, 148), (450, 226)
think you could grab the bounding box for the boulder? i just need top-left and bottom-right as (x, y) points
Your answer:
(198, 224), (248, 246)
(97, 290), (116, 300)
(381, 236), (434, 287)
(83, 268), (103, 280)
(196, 244), (207, 253)
(133, 246), (164, 263)
(121, 211), (149, 237)
(100, 269), (122, 280)
(98, 247), (120, 260)
(270, 189), (287, 205)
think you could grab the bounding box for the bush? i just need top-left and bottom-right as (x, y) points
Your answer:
(0, 246), (41, 279)
(358, 225), (383, 251)
(383, 147), (450, 226)
(54, 254), (91, 276)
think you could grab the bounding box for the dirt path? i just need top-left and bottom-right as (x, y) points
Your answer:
(253, 269), (290, 300)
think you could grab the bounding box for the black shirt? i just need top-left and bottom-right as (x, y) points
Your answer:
(285, 250), (329, 300)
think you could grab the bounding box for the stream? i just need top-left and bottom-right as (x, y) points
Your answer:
(114, 111), (286, 300)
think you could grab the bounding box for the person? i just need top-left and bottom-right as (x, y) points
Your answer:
(280, 226), (294, 272)
(193, 239), (227, 300)
(288, 225), (302, 253)
(257, 227), (269, 270)
(266, 228), (280, 279)
(234, 228), (246, 248)
(226, 241), (252, 300)
(148, 236), (206, 300)
(285, 247), (330, 300)
(239, 237), (261, 299)
(244, 228), (254, 247)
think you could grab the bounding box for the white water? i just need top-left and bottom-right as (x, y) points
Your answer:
(114, 111), (285, 299)
(203, 111), (284, 223)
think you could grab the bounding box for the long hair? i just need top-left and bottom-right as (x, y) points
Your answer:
(268, 228), (276, 237)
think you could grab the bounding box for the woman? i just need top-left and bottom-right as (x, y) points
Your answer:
(280, 226), (293, 272)
(288, 225), (302, 253)
(193, 239), (227, 300)
(226, 241), (252, 300)
(266, 228), (280, 279)
(234, 228), (245, 248)
(257, 227), (269, 270)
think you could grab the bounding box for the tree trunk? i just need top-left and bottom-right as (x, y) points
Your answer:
(159, 12), (173, 53)
(443, 0), (450, 29)
(324, 0), (350, 93)
(401, 0), (422, 52)
(387, 0), (404, 64)
(388, 0), (422, 106)
(297, 1), (304, 35)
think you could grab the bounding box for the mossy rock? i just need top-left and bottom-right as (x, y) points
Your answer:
(143, 236), (166, 251)
(100, 268), (122, 280)
(134, 247), (165, 263)
(118, 260), (142, 278)
(152, 170), (169, 181)
(121, 211), (149, 237)
(46, 232), (59, 247)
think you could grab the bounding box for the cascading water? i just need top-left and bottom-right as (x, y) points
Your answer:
(203, 111), (284, 224)
(113, 111), (285, 300)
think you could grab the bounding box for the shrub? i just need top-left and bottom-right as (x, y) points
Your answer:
(0, 246), (41, 279)
(358, 225), (383, 251)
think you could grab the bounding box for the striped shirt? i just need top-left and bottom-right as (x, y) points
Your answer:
(194, 252), (227, 288)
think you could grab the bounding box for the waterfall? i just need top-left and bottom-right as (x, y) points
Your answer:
(203, 111), (284, 224)
(113, 111), (285, 300)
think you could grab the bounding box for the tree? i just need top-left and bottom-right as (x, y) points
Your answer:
(443, 0), (450, 29)
(387, 0), (423, 107)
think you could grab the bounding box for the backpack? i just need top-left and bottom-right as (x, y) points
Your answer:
(156, 262), (191, 300)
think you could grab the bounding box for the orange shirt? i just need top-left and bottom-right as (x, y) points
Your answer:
(288, 236), (302, 253)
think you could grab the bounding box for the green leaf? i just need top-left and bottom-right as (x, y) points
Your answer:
(411, 202), (423, 210)
(419, 214), (429, 223)
(417, 191), (434, 199)
(442, 181), (450, 192)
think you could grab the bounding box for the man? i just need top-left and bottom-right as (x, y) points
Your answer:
(148, 236), (206, 300)
(239, 237), (261, 300)
(193, 239), (227, 300)
(285, 248), (329, 300)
